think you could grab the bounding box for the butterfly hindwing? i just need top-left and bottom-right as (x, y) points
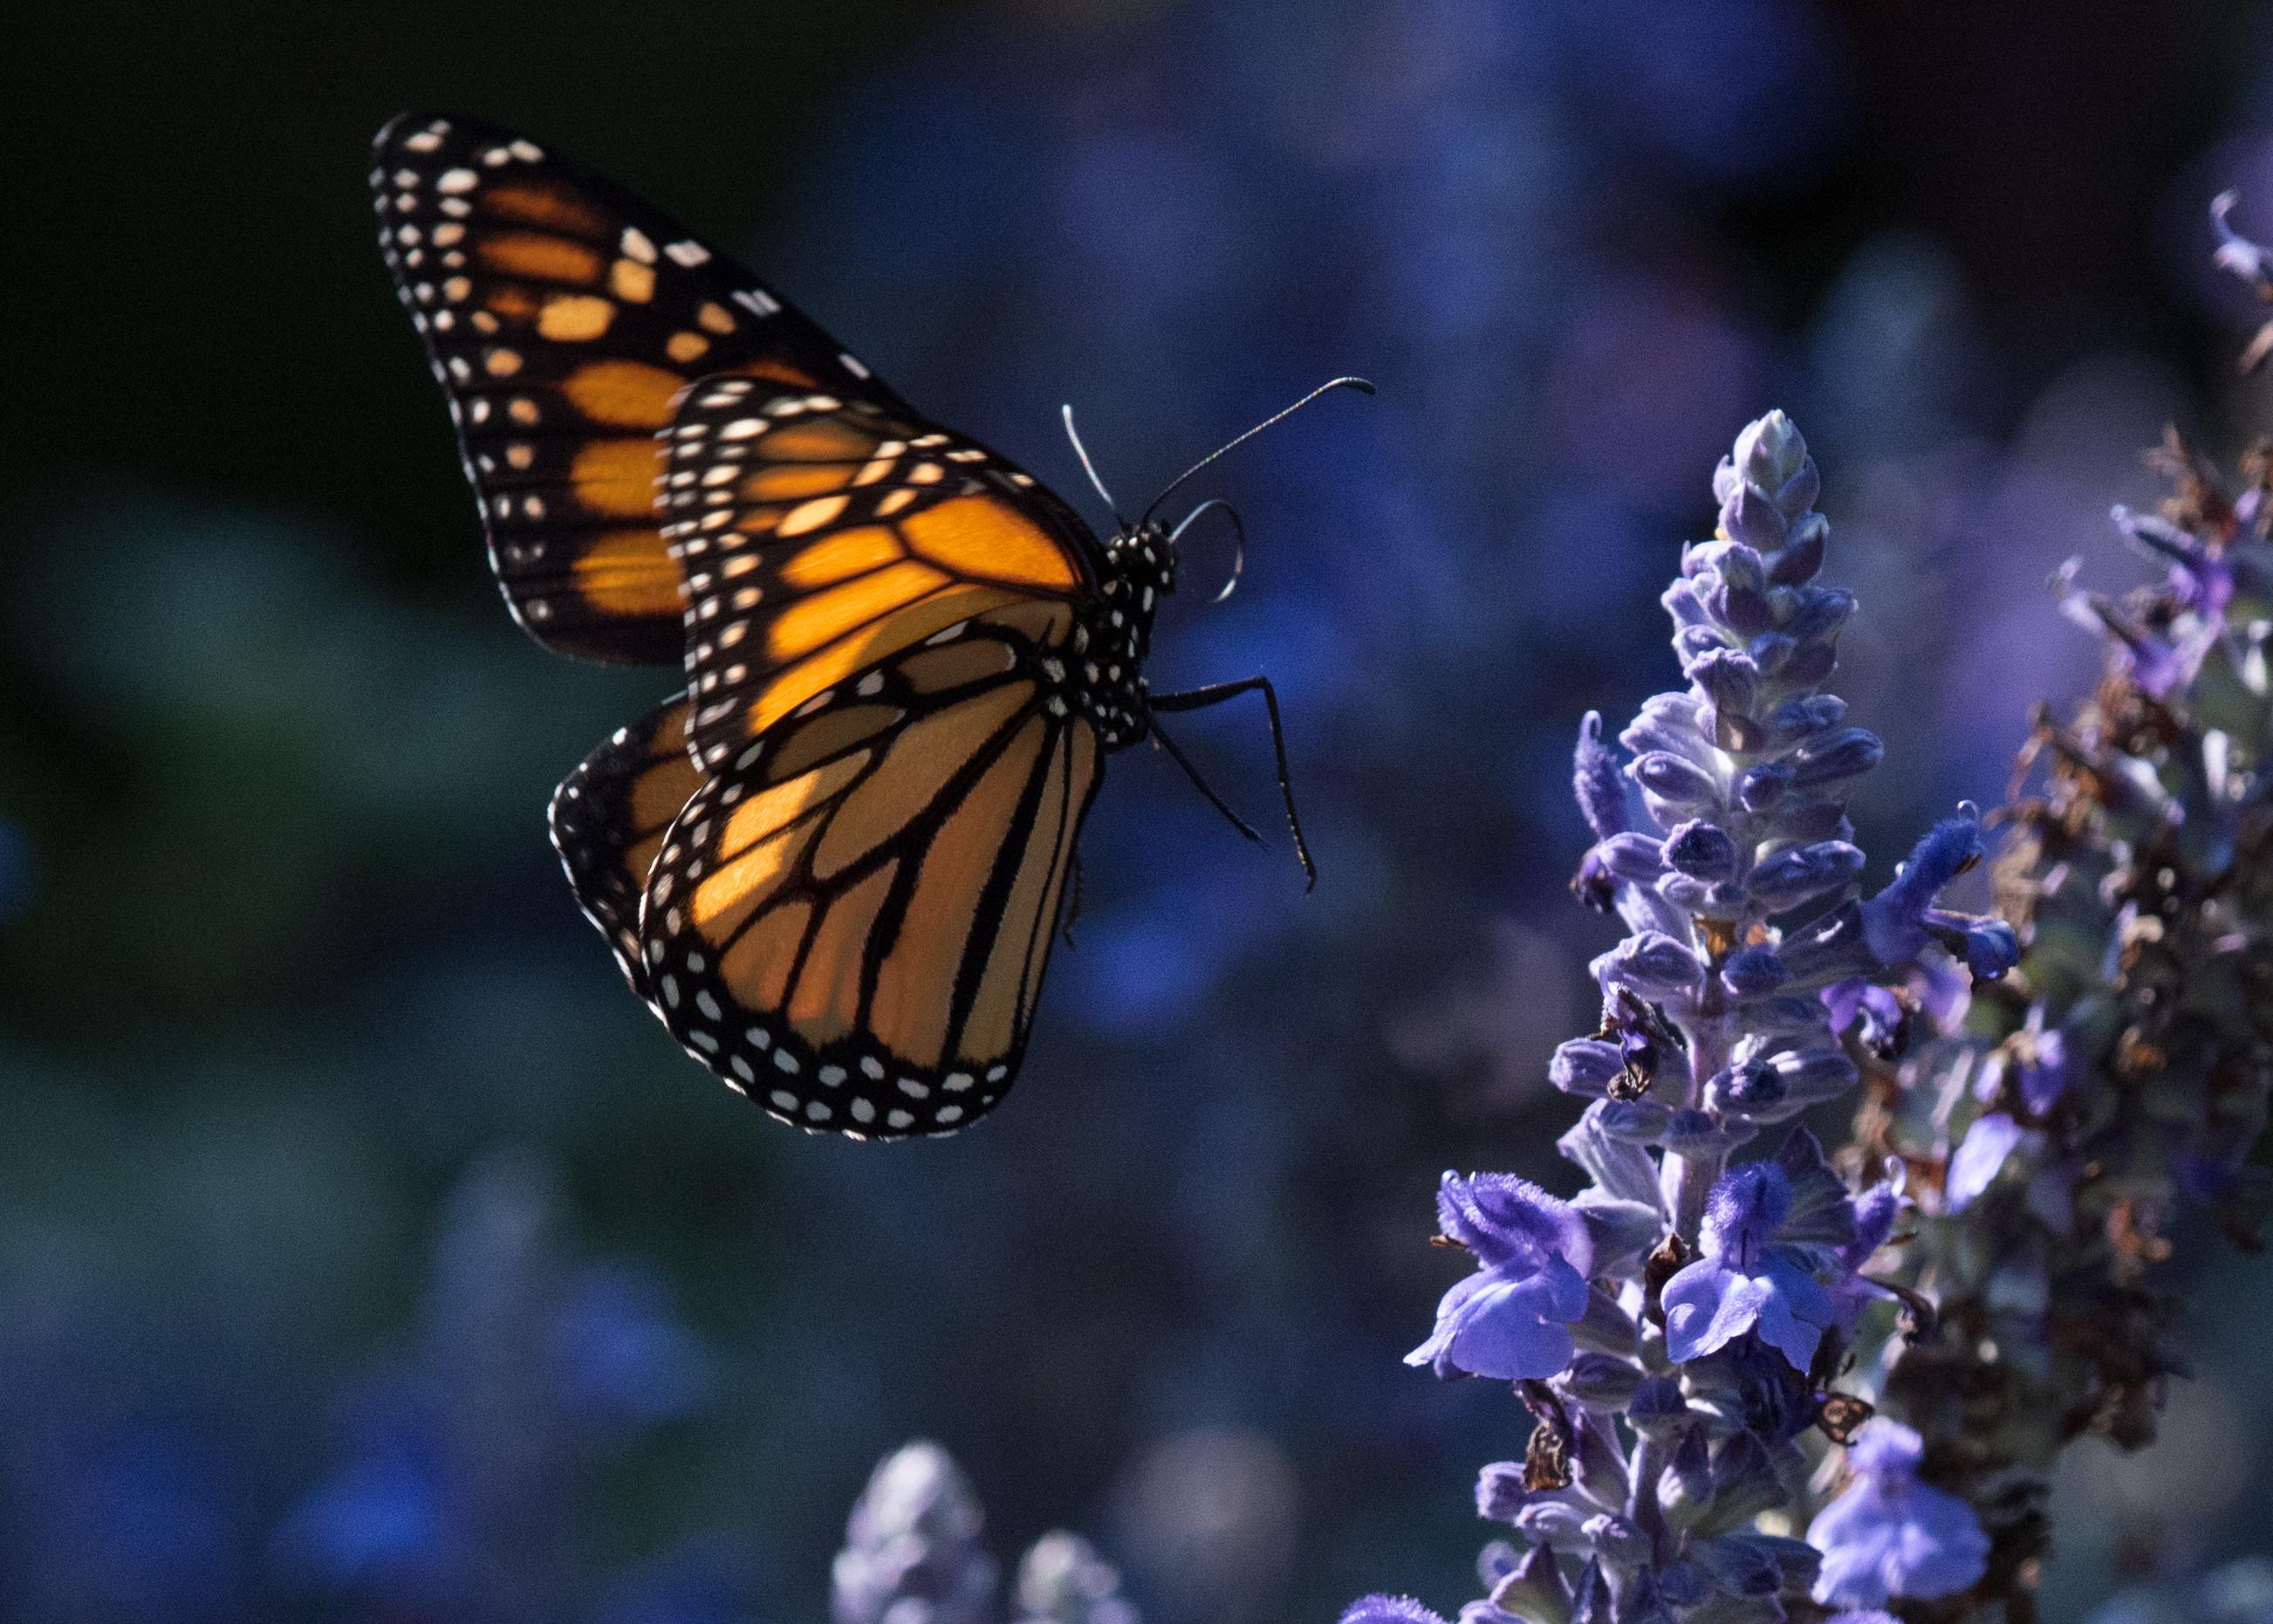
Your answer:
(372, 112), (910, 664)
(636, 609), (1104, 1138)
(660, 374), (1105, 768)
(548, 694), (706, 996)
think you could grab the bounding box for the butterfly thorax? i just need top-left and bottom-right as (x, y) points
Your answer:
(1063, 522), (1175, 750)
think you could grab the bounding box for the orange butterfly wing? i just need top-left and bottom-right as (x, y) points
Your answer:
(372, 112), (909, 663)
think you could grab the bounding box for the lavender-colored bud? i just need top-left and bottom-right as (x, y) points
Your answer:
(1663, 577), (1715, 627)
(1767, 514), (1826, 585)
(1663, 820), (1740, 881)
(1598, 1100), (1674, 1142)
(1722, 482), (1790, 552)
(1719, 947), (1788, 999)
(1599, 933), (1701, 998)
(1476, 1462), (1529, 1523)
(1515, 1498), (1593, 1550)
(1777, 454), (1821, 513)
(1788, 729), (1883, 790)
(1560, 1353), (1645, 1412)
(1627, 1376), (1689, 1438)
(833, 1442), (1000, 1624)
(1687, 1536), (1782, 1598)
(1656, 874), (1744, 916)
(1573, 711), (1628, 842)
(1765, 693), (1845, 743)
(1783, 587), (1854, 645)
(1669, 1424), (1714, 1505)
(1623, 693), (1710, 757)
(1013, 1532), (1136, 1624)
(1598, 833), (1667, 885)
(1632, 752), (1720, 812)
(1674, 624), (1727, 666)
(1749, 842), (1865, 910)
(1551, 1039), (1627, 1099)
(1489, 1541), (1573, 1623)
(1713, 576), (1778, 639)
(1736, 762), (1793, 811)
(1575, 1194), (1664, 1272)
(1580, 1512), (1651, 1566)
(1746, 631), (1795, 678)
(1768, 1047), (1859, 1109)
(1705, 1061), (1785, 1116)
(1569, 1560), (1610, 1624)
(1558, 1106), (1662, 1207)
(1686, 648), (1758, 718)
(1730, 412), (1811, 496)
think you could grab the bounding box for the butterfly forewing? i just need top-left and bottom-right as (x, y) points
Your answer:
(659, 375), (1103, 768)
(372, 112), (909, 663)
(636, 612), (1104, 1137)
(549, 695), (705, 996)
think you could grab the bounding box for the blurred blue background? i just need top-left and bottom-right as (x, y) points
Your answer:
(6, 2), (2273, 1620)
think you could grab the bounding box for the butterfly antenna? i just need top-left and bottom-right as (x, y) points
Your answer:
(1140, 376), (1375, 524)
(1169, 498), (1246, 603)
(1061, 403), (1130, 530)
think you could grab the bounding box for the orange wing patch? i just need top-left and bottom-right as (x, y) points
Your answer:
(901, 495), (1080, 589)
(659, 378), (1103, 766)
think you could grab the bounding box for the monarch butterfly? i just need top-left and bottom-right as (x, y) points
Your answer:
(373, 112), (1366, 1139)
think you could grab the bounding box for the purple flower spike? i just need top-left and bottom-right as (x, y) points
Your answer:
(1408, 1175), (1592, 1381)
(1808, 1420), (1989, 1607)
(1341, 1599), (1450, 1624)
(1660, 1163), (1834, 1370)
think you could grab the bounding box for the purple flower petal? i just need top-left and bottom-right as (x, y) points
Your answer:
(1809, 1422), (1989, 1607)
(1944, 1114), (2025, 1212)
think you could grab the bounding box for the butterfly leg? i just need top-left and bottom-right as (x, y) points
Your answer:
(1148, 676), (1317, 889)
